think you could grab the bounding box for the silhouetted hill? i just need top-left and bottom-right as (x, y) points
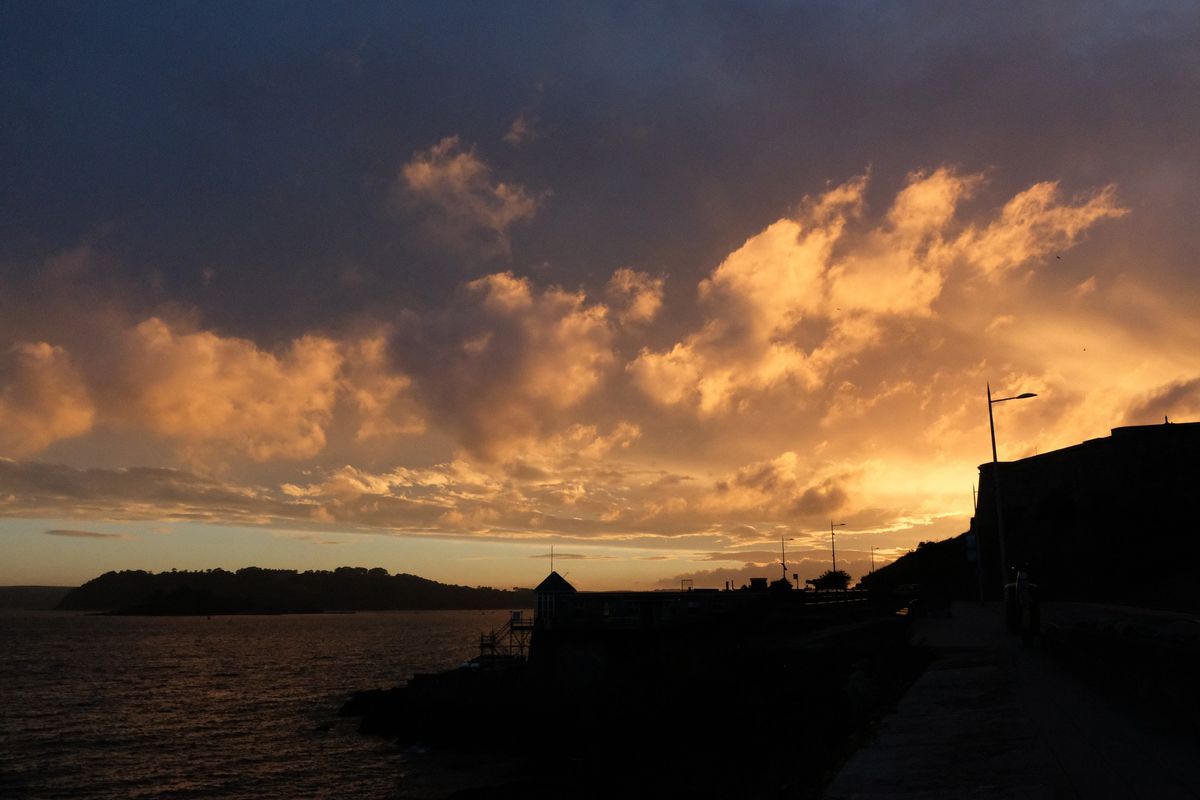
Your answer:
(859, 536), (976, 602)
(860, 423), (1200, 613)
(0, 586), (74, 609)
(57, 567), (534, 614)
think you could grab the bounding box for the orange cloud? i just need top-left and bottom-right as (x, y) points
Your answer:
(400, 136), (539, 257)
(339, 333), (426, 441)
(629, 169), (1125, 416)
(0, 318), (359, 464)
(960, 182), (1126, 278)
(0, 343), (95, 456)
(397, 271), (615, 459)
(103, 318), (343, 463)
(606, 268), (665, 325)
(0, 169), (1168, 569)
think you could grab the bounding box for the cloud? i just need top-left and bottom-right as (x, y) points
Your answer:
(694, 549), (783, 563)
(654, 551), (881, 590)
(400, 136), (539, 257)
(0, 311), (436, 464)
(0, 343), (95, 456)
(0, 441), (855, 545)
(0, 176), (1153, 572)
(396, 272), (615, 459)
(44, 528), (127, 540)
(100, 318), (343, 463)
(1124, 377), (1200, 423)
(0, 262), (633, 468)
(651, 558), (808, 589)
(287, 533), (348, 545)
(959, 182), (1126, 279)
(606, 268), (665, 325)
(338, 333), (426, 442)
(704, 451), (852, 523)
(1071, 276), (1098, 301)
(503, 114), (539, 147)
(529, 551), (615, 560)
(790, 479), (849, 516)
(628, 169), (1126, 416)
(0, 459), (302, 525)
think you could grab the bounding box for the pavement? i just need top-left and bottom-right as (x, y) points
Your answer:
(824, 602), (1200, 800)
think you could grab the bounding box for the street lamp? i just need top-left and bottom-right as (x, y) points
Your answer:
(780, 535), (795, 585)
(830, 521), (846, 573)
(987, 382), (1037, 594)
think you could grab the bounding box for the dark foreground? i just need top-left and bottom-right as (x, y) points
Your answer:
(343, 603), (926, 799)
(827, 601), (1200, 799)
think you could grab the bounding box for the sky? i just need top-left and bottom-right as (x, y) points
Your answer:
(2, 1), (1199, 590)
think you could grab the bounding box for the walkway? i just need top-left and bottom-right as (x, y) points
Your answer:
(824, 602), (1200, 799)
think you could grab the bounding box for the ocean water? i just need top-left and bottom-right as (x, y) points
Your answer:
(0, 609), (517, 800)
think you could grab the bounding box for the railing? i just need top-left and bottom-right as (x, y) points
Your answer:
(802, 590), (869, 606)
(479, 612), (534, 659)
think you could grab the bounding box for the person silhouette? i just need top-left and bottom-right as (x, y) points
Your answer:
(1015, 567), (1039, 644)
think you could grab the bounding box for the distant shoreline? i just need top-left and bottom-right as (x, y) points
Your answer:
(0, 586), (75, 610)
(51, 567), (536, 615)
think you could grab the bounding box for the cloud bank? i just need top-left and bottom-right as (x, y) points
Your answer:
(1, 162), (1191, 582)
(629, 169), (1125, 416)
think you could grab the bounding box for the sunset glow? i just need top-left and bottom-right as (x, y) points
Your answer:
(3, 4), (1198, 589)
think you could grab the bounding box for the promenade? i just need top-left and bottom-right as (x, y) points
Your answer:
(825, 602), (1200, 799)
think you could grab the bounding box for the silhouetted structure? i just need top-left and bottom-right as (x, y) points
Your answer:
(971, 421), (1200, 610)
(529, 571), (869, 634)
(533, 570), (576, 623)
(344, 571), (913, 797)
(861, 421), (1200, 611)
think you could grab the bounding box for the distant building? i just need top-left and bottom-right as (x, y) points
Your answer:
(971, 421), (1200, 608)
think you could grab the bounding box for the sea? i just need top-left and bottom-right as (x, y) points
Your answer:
(0, 609), (521, 800)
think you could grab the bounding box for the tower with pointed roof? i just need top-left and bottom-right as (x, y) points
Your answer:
(534, 570), (576, 624)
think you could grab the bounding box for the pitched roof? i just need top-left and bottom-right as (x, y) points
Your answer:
(534, 571), (577, 593)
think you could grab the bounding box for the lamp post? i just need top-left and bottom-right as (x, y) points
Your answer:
(987, 383), (1036, 594)
(830, 521), (846, 573)
(870, 546), (876, 574)
(780, 535), (795, 585)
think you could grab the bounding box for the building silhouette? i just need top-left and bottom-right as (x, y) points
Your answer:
(970, 420), (1200, 610)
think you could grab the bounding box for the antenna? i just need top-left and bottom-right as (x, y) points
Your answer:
(550, 544), (554, 573)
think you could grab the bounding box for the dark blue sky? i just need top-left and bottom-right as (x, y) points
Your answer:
(5, 2), (1196, 338)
